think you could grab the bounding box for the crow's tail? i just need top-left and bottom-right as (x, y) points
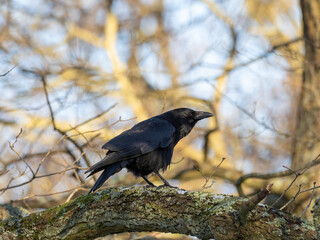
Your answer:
(87, 162), (123, 195)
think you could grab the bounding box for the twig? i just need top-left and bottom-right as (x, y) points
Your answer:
(200, 157), (226, 190)
(39, 74), (94, 181)
(280, 184), (302, 211)
(212, 85), (290, 137)
(270, 166), (302, 207)
(300, 185), (320, 194)
(171, 157), (185, 164)
(65, 103), (118, 132)
(300, 182), (316, 217)
(0, 166), (84, 193)
(235, 154), (320, 196)
(15, 185), (88, 201)
(1, 136), (66, 193)
(0, 65), (17, 77)
(238, 184), (273, 225)
(161, 93), (167, 113)
(7, 128), (24, 175)
(203, 127), (218, 163)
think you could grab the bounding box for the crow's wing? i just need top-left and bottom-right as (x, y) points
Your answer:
(85, 117), (176, 174)
(103, 117), (176, 154)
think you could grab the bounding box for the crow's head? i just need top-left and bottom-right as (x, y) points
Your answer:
(159, 108), (214, 139)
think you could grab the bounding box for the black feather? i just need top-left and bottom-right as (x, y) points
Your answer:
(87, 161), (124, 195)
(86, 108), (213, 193)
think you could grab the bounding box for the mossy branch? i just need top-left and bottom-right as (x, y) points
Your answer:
(0, 187), (316, 240)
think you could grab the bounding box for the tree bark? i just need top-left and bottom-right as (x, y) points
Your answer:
(313, 197), (320, 239)
(0, 187), (316, 240)
(292, 0), (320, 168)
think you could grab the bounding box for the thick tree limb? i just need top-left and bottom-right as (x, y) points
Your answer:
(0, 187), (316, 240)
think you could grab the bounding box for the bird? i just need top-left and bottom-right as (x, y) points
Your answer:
(85, 108), (214, 194)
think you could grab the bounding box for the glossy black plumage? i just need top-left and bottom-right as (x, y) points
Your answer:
(85, 108), (213, 194)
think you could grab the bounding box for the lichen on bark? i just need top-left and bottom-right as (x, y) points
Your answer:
(0, 187), (316, 239)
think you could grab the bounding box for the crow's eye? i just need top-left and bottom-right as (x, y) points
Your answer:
(188, 112), (193, 118)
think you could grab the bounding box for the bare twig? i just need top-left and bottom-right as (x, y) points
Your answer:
(270, 166), (302, 207)
(235, 154), (320, 196)
(280, 184), (302, 211)
(0, 65), (17, 77)
(300, 185), (320, 194)
(171, 157), (185, 164)
(238, 184), (273, 225)
(65, 103), (118, 132)
(199, 157), (226, 190)
(161, 93), (167, 113)
(39, 74), (94, 181)
(16, 185), (88, 201)
(0, 169), (9, 177)
(1, 136), (66, 193)
(8, 129), (31, 176)
(203, 127), (218, 163)
(0, 165), (84, 193)
(212, 85), (290, 137)
(300, 182), (316, 217)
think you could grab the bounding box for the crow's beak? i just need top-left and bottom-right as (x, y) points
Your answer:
(194, 111), (214, 120)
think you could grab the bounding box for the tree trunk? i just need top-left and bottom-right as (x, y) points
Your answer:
(0, 187), (316, 240)
(292, 0), (320, 168)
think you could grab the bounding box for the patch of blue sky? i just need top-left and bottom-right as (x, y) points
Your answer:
(89, 51), (113, 77)
(112, 0), (132, 21)
(137, 42), (173, 90)
(116, 30), (131, 63)
(33, 22), (66, 47)
(12, 0), (46, 14)
(164, 0), (210, 29)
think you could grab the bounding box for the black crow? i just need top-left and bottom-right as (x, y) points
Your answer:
(85, 108), (213, 194)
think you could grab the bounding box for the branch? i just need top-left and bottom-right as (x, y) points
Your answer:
(235, 154), (320, 196)
(0, 187), (315, 240)
(238, 184), (273, 225)
(0, 65), (17, 77)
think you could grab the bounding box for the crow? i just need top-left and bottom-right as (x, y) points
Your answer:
(85, 108), (213, 194)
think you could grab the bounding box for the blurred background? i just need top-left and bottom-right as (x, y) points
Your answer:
(0, 0), (319, 239)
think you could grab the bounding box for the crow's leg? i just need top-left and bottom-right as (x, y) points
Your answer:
(155, 172), (178, 189)
(156, 172), (170, 186)
(142, 176), (156, 187)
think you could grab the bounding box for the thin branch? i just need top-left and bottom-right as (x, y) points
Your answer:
(202, 127), (218, 163)
(16, 185), (88, 201)
(226, 37), (302, 72)
(65, 103), (118, 132)
(0, 165), (84, 193)
(280, 184), (302, 211)
(196, 157), (226, 190)
(8, 128), (36, 177)
(235, 154), (320, 196)
(1, 136), (66, 193)
(40, 75), (57, 130)
(270, 167), (302, 207)
(300, 185), (320, 194)
(39, 75), (94, 182)
(300, 182), (316, 217)
(212, 85), (290, 137)
(201, 37), (302, 73)
(238, 184), (273, 225)
(0, 65), (17, 77)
